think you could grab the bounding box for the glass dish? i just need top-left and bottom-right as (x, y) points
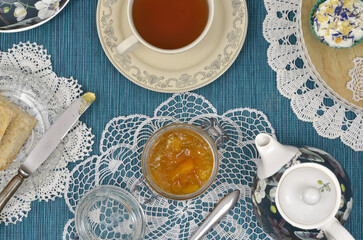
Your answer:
(0, 70), (58, 163)
(75, 185), (145, 240)
(142, 123), (219, 200)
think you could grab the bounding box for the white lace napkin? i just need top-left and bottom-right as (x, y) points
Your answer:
(63, 92), (274, 240)
(0, 42), (94, 225)
(263, 0), (363, 151)
(348, 57), (363, 102)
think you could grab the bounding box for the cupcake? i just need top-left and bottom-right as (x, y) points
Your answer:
(310, 0), (363, 48)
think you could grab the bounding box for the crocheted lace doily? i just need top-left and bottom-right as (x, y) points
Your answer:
(0, 42), (94, 225)
(63, 92), (274, 240)
(348, 57), (363, 102)
(263, 0), (363, 151)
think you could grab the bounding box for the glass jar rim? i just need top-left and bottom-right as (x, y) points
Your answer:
(75, 185), (146, 240)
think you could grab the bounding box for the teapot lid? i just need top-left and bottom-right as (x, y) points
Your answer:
(275, 163), (341, 229)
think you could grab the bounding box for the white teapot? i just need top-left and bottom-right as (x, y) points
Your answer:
(251, 133), (354, 240)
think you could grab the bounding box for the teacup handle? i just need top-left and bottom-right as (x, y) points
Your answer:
(322, 217), (354, 240)
(116, 35), (141, 55)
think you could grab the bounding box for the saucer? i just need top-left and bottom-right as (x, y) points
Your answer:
(0, 0), (69, 33)
(96, 0), (248, 93)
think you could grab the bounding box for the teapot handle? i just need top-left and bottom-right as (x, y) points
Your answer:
(322, 217), (354, 240)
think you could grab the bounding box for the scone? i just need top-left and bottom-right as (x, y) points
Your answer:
(0, 94), (37, 170)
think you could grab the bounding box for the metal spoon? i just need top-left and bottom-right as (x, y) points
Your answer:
(190, 190), (240, 240)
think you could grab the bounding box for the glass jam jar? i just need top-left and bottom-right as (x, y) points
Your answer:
(142, 123), (219, 200)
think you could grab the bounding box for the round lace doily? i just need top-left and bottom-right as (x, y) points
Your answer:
(0, 42), (94, 225)
(348, 57), (363, 102)
(63, 92), (274, 240)
(263, 0), (363, 151)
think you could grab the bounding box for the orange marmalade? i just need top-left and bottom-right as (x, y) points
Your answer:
(147, 127), (214, 196)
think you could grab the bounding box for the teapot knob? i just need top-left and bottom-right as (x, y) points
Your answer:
(302, 187), (321, 205)
(255, 134), (271, 147)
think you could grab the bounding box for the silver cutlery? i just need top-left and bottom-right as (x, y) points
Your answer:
(0, 93), (95, 212)
(190, 190), (240, 240)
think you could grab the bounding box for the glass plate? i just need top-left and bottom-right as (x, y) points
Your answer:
(0, 69), (59, 163)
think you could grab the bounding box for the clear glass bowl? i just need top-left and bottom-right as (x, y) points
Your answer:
(142, 123), (219, 200)
(75, 185), (145, 240)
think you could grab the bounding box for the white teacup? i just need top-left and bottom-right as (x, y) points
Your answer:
(117, 0), (214, 55)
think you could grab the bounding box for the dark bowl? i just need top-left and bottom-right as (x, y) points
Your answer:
(0, 0), (69, 32)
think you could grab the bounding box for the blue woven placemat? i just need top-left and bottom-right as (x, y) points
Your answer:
(0, 0), (361, 239)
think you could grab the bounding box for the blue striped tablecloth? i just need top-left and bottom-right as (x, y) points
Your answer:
(0, 0), (361, 239)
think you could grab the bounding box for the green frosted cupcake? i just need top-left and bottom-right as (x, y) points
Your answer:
(310, 0), (363, 48)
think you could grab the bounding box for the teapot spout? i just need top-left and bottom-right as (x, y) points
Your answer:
(255, 133), (299, 179)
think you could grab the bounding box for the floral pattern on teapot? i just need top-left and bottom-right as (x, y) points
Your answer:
(251, 147), (353, 240)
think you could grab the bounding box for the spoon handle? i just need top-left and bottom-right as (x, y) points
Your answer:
(190, 190), (240, 240)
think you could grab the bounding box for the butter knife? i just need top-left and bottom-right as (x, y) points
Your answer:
(0, 92), (96, 212)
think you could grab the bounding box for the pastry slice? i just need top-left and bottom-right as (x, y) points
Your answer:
(0, 94), (37, 170)
(0, 105), (15, 143)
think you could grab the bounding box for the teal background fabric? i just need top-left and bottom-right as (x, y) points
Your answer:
(0, 0), (362, 239)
